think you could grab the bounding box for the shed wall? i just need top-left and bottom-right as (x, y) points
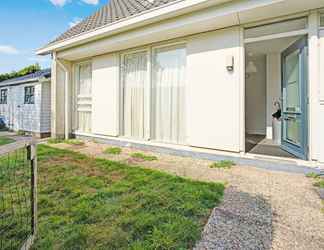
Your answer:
(0, 81), (51, 133)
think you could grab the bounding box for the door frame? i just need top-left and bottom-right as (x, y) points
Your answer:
(243, 17), (310, 160)
(281, 36), (308, 160)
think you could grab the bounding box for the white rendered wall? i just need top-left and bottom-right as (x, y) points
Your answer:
(186, 27), (241, 152)
(92, 53), (119, 136)
(318, 28), (324, 162)
(266, 54), (281, 140)
(51, 60), (66, 138)
(245, 55), (266, 135)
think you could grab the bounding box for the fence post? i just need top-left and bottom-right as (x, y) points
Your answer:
(27, 142), (37, 243)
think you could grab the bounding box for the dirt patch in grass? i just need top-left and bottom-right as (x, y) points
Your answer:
(32, 145), (224, 249)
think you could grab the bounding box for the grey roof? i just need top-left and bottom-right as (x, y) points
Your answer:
(50, 0), (178, 45)
(0, 69), (51, 87)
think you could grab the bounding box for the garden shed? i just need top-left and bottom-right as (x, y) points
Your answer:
(0, 69), (51, 138)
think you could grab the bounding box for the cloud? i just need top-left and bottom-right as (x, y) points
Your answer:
(69, 17), (83, 28)
(0, 45), (19, 55)
(81, 0), (99, 4)
(49, 0), (69, 6)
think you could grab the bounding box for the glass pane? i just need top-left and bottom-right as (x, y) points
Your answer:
(78, 63), (92, 96)
(284, 50), (300, 112)
(245, 18), (307, 39)
(320, 13), (324, 27)
(284, 116), (301, 146)
(153, 45), (186, 144)
(123, 51), (147, 139)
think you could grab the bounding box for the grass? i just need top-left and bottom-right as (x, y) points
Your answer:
(305, 172), (324, 189)
(130, 152), (158, 161)
(65, 139), (85, 146)
(23, 145), (224, 249)
(0, 136), (15, 146)
(306, 172), (321, 179)
(17, 130), (26, 136)
(210, 160), (235, 169)
(47, 138), (85, 146)
(47, 138), (64, 144)
(314, 179), (324, 188)
(104, 147), (122, 155)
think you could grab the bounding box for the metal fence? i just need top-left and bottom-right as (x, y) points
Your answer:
(0, 141), (37, 250)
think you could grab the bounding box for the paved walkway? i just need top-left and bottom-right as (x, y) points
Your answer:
(52, 141), (324, 250)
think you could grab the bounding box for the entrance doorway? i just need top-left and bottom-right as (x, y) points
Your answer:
(245, 35), (308, 159)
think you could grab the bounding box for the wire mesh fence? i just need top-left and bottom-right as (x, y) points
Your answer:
(0, 142), (37, 250)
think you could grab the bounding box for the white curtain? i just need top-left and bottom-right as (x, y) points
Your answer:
(77, 63), (92, 133)
(123, 51), (147, 139)
(78, 63), (92, 96)
(153, 45), (186, 144)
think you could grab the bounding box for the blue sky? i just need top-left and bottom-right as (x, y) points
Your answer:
(0, 0), (107, 74)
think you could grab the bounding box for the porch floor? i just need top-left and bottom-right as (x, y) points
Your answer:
(246, 134), (296, 159)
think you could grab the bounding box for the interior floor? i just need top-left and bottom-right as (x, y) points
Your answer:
(246, 134), (296, 159)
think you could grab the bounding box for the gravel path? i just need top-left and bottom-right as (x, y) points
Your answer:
(52, 141), (324, 250)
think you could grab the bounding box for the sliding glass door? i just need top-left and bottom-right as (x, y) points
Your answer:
(152, 45), (187, 144)
(122, 51), (148, 139)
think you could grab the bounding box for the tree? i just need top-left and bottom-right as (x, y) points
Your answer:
(0, 63), (41, 82)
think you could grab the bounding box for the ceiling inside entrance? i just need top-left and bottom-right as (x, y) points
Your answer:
(245, 35), (302, 57)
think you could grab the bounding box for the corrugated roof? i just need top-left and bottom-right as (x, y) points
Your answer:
(50, 0), (178, 44)
(0, 69), (51, 86)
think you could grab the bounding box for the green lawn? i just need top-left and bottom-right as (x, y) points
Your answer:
(29, 145), (224, 249)
(0, 136), (15, 146)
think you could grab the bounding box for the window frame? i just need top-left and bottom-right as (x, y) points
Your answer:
(320, 12), (324, 28)
(24, 86), (35, 104)
(0, 89), (8, 104)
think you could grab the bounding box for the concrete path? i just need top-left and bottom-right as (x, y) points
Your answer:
(51, 141), (324, 250)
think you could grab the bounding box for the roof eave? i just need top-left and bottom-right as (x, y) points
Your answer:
(36, 0), (232, 55)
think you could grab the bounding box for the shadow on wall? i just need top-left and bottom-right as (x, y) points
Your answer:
(195, 187), (272, 249)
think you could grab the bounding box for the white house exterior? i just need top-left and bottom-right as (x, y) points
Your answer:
(37, 0), (324, 163)
(0, 69), (51, 138)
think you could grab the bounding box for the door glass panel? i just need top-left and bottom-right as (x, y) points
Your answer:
(122, 51), (147, 139)
(76, 62), (92, 133)
(283, 116), (301, 146)
(152, 45), (186, 144)
(284, 50), (300, 112)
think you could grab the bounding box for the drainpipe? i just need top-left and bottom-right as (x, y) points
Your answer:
(56, 58), (70, 140)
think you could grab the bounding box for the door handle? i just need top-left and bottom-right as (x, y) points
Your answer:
(284, 116), (296, 121)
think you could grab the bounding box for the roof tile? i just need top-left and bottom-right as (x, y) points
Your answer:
(50, 0), (178, 45)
